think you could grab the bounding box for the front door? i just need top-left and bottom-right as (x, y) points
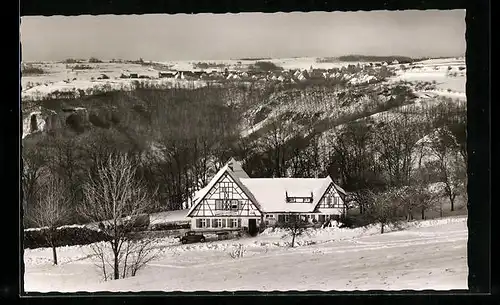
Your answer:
(248, 219), (258, 236)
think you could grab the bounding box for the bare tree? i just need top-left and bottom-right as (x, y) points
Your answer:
(408, 156), (441, 220)
(366, 189), (403, 234)
(328, 120), (381, 213)
(21, 146), (48, 225)
(374, 113), (423, 187)
(79, 153), (158, 280)
(263, 117), (293, 178)
(280, 213), (309, 247)
(26, 176), (71, 265)
(427, 128), (467, 211)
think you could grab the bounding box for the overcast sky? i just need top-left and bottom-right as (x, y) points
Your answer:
(20, 10), (465, 62)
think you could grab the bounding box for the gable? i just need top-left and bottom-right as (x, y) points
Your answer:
(187, 170), (262, 218)
(314, 182), (345, 211)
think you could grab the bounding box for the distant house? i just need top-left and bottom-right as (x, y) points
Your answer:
(309, 69), (326, 79)
(186, 158), (347, 235)
(226, 73), (240, 80)
(129, 73), (138, 78)
(158, 71), (176, 78)
(296, 70), (309, 82)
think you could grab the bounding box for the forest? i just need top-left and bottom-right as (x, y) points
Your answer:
(22, 77), (467, 229)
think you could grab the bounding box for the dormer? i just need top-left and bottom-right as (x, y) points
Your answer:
(285, 191), (313, 203)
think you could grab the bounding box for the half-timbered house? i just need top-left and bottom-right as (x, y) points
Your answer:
(186, 158), (347, 234)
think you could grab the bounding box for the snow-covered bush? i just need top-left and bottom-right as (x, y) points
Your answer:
(24, 226), (111, 249)
(228, 244), (246, 259)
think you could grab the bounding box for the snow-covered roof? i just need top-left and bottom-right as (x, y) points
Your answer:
(227, 158), (249, 179)
(333, 183), (347, 196)
(186, 158), (346, 216)
(239, 178), (332, 213)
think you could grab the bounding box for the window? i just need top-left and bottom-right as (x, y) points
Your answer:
(326, 196), (333, 207)
(200, 219), (207, 228)
(231, 199), (239, 211)
(319, 215), (326, 223)
(333, 196), (343, 208)
(287, 197), (313, 203)
(215, 199), (237, 211)
(215, 199), (223, 210)
(219, 184), (232, 198)
(278, 215), (285, 222)
(228, 218), (237, 228)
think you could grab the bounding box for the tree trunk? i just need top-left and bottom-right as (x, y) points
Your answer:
(291, 231), (296, 248)
(407, 212), (413, 222)
(421, 207), (425, 220)
(380, 223), (384, 234)
(450, 195), (455, 211)
(114, 251), (120, 280)
(52, 245), (58, 265)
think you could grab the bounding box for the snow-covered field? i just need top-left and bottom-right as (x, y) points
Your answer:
(390, 57), (466, 100)
(21, 57), (466, 104)
(23, 216), (467, 292)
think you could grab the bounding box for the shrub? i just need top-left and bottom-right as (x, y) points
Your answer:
(150, 222), (190, 231)
(24, 226), (112, 249)
(72, 64), (93, 70)
(250, 61), (283, 72)
(340, 214), (374, 228)
(89, 57), (103, 63)
(22, 65), (45, 75)
(64, 58), (81, 64)
(66, 113), (85, 133)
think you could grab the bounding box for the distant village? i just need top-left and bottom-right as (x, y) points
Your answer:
(118, 60), (400, 84)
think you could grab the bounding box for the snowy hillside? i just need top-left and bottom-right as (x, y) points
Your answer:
(239, 57), (466, 139)
(23, 216), (467, 292)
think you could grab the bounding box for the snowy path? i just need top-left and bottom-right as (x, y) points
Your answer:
(23, 218), (468, 292)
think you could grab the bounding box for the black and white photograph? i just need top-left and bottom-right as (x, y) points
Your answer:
(20, 9), (469, 292)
